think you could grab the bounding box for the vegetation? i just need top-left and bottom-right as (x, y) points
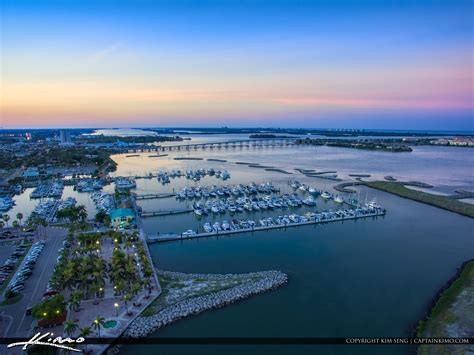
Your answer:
(366, 181), (474, 218)
(74, 135), (183, 144)
(295, 138), (412, 152)
(56, 205), (87, 222)
(417, 260), (474, 355)
(1, 146), (116, 171)
(31, 294), (66, 321)
(95, 210), (110, 225)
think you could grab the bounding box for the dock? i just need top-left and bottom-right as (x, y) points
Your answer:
(140, 208), (193, 217)
(146, 209), (385, 243)
(134, 193), (176, 200)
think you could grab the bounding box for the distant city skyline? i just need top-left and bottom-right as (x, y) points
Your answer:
(1, 0), (473, 130)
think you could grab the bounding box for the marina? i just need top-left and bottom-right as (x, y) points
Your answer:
(147, 205), (386, 243)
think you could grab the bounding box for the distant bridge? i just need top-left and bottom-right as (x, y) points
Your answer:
(126, 138), (297, 153)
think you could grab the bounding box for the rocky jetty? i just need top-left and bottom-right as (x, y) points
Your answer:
(124, 270), (288, 338)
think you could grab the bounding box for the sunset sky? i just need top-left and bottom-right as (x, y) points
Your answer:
(1, 0), (473, 130)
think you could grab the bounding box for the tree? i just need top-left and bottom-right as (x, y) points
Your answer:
(64, 320), (79, 336)
(16, 213), (23, 227)
(2, 214), (10, 228)
(12, 220), (19, 228)
(92, 316), (105, 338)
(32, 294), (66, 321)
(0, 220), (4, 229)
(79, 326), (91, 352)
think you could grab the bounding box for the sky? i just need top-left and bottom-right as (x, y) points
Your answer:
(1, 0), (473, 130)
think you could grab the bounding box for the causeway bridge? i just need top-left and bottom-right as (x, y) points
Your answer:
(126, 138), (297, 153)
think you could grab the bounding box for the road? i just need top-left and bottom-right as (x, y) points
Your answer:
(1, 226), (66, 338)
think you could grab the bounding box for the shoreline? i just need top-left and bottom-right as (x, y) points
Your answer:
(365, 181), (474, 218)
(415, 259), (474, 337)
(124, 270), (288, 338)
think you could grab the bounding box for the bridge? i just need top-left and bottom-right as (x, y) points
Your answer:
(126, 138), (297, 153)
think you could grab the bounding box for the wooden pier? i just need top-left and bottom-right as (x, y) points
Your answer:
(146, 209), (386, 243)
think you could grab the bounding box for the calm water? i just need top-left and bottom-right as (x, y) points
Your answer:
(6, 137), (474, 354)
(117, 143), (473, 355)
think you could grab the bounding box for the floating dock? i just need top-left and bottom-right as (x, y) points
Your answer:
(146, 209), (385, 243)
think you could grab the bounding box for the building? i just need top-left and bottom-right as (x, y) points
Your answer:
(59, 130), (71, 144)
(22, 167), (39, 179)
(109, 208), (136, 229)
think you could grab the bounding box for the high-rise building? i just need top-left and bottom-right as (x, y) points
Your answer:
(59, 130), (71, 144)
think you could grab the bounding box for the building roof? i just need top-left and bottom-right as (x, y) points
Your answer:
(110, 208), (135, 219)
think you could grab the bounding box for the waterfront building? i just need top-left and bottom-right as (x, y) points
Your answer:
(110, 208), (136, 229)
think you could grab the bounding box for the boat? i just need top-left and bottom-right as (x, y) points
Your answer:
(302, 197), (316, 206)
(182, 230), (196, 237)
(334, 195), (344, 203)
(212, 222), (221, 231)
(115, 177), (136, 190)
(321, 191), (332, 199)
(368, 199), (382, 209)
(203, 223), (213, 233)
(221, 220), (231, 230)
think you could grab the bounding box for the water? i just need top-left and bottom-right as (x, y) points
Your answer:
(115, 143), (473, 355)
(5, 138), (473, 354)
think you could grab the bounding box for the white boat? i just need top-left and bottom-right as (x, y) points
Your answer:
(302, 197), (316, 206)
(368, 199), (382, 209)
(182, 230), (196, 237)
(222, 221), (231, 230)
(334, 195), (344, 203)
(212, 222), (221, 231)
(203, 223), (213, 233)
(321, 191), (332, 199)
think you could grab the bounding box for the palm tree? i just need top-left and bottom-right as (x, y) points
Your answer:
(16, 213), (23, 227)
(2, 214), (10, 228)
(0, 221), (4, 229)
(67, 297), (80, 313)
(12, 220), (19, 228)
(92, 315), (105, 338)
(79, 326), (91, 352)
(64, 320), (79, 336)
(123, 294), (131, 315)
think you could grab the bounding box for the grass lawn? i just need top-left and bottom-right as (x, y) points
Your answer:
(365, 181), (474, 218)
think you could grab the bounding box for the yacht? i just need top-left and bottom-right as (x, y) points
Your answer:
(221, 220), (231, 230)
(203, 222), (213, 233)
(321, 191), (332, 199)
(334, 195), (344, 204)
(115, 177), (136, 190)
(368, 199), (382, 209)
(302, 197), (316, 206)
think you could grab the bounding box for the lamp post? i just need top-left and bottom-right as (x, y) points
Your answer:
(114, 302), (119, 317)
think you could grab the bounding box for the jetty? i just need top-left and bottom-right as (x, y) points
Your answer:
(146, 208), (386, 243)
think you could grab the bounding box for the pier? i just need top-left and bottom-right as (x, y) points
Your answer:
(146, 209), (386, 243)
(134, 193), (176, 200)
(140, 208), (193, 217)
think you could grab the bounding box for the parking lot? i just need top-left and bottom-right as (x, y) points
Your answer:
(1, 226), (66, 338)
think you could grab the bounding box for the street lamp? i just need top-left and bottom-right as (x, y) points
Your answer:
(114, 302), (119, 316)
